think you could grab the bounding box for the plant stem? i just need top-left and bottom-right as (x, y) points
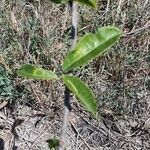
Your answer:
(70, 1), (78, 48)
(59, 1), (78, 150)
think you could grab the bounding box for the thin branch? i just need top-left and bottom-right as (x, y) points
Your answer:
(69, 121), (91, 150)
(59, 87), (71, 150)
(122, 24), (150, 37)
(59, 1), (78, 150)
(70, 1), (78, 48)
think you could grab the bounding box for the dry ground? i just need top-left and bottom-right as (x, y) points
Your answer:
(0, 0), (150, 149)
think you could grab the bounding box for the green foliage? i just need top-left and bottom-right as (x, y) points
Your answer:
(62, 75), (97, 117)
(75, 0), (96, 8)
(63, 26), (122, 72)
(17, 0), (122, 119)
(0, 66), (12, 98)
(17, 64), (58, 80)
(46, 139), (60, 149)
(17, 26), (121, 117)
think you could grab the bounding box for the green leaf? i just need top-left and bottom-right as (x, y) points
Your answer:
(46, 139), (60, 149)
(75, 0), (96, 8)
(62, 75), (97, 117)
(63, 26), (122, 72)
(17, 64), (58, 80)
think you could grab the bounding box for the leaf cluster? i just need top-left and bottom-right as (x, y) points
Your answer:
(17, 26), (122, 117)
(17, 1), (122, 149)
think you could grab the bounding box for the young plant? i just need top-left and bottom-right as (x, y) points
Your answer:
(17, 26), (122, 115)
(17, 0), (122, 149)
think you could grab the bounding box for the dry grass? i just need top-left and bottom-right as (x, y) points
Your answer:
(0, 0), (150, 149)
